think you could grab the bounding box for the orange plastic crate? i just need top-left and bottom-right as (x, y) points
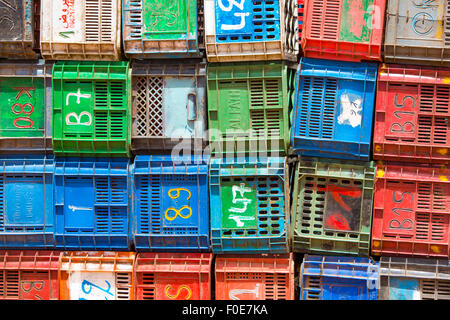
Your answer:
(0, 250), (61, 300)
(215, 254), (295, 300)
(134, 253), (212, 300)
(59, 251), (136, 300)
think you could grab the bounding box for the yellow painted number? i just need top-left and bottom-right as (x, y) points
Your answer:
(165, 285), (192, 300)
(164, 188), (193, 221)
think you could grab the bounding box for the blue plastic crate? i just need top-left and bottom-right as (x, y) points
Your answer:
(131, 155), (210, 251)
(209, 157), (289, 254)
(291, 58), (378, 161)
(0, 155), (55, 248)
(300, 255), (379, 300)
(54, 158), (131, 250)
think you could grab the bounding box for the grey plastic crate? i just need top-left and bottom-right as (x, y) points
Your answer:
(384, 0), (450, 66)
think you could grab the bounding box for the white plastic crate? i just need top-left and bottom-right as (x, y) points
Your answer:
(204, 0), (298, 62)
(40, 0), (122, 61)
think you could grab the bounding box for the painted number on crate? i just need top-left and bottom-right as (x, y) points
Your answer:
(410, 0), (439, 36)
(145, 1), (178, 31)
(69, 271), (116, 300)
(338, 94), (363, 128)
(164, 284), (192, 300)
(215, 0), (252, 34)
(21, 280), (45, 300)
(389, 94), (416, 138)
(222, 183), (257, 229)
(229, 284), (260, 300)
(65, 88), (93, 127)
(11, 87), (35, 129)
(164, 188), (193, 221)
(388, 190), (414, 231)
(59, 0), (75, 29)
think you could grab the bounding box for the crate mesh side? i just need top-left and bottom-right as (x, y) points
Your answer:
(116, 272), (132, 300)
(5, 271), (19, 299)
(140, 273), (155, 300)
(310, 0), (340, 40)
(0, 176), (3, 232)
(422, 279), (450, 300)
(85, 0), (113, 42)
(135, 76), (163, 137)
(304, 275), (321, 300)
(445, 1), (450, 46)
(126, 0), (143, 40)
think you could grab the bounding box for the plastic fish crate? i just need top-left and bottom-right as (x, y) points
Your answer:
(0, 155), (54, 249)
(372, 161), (450, 258)
(210, 157), (290, 254)
(215, 253), (294, 300)
(54, 157), (131, 251)
(291, 58), (378, 161)
(207, 61), (295, 157)
(291, 158), (375, 257)
(204, 0), (298, 62)
(60, 251), (135, 300)
(131, 155), (210, 251)
(302, 0), (386, 62)
(373, 63), (450, 164)
(131, 60), (207, 153)
(384, 0), (450, 67)
(0, 60), (52, 154)
(379, 256), (450, 300)
(300, 254), (379, 300)
(52, 61), (131, 157)
(0, 250), (61, 300)
(122, 0), (203, 59)
(40, 0), (122, 61)
(134, 252), (212, 300)
(0, 0), (39, 59)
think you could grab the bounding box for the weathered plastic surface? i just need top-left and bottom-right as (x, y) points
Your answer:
(0, 60), (52, 153)
(374, 63), (450, 164)
(215, 254), (295, 300)
(298, 0), (304, 41)
(54, 158), (131, 251)
(204, 0), (298, 62)
(40, 0), (122, 61)
(0, 0), (38, 59)
(291, 158), (375, 257)
(207, 62), (294, 157)
(0, 250), (61, 300)
(131, 60), (207, 153)
(299, 255), (379, 300)
(60, 251), (135, 300)
(384, 0), (450, 66)
(302, 0), (386, 62)
(292, 58), (378, 161)
(134, 253), (212, 300)
(210, 157), (290, 254)
(122, 0), (202, 59)
(379, 257), (450, 300)
(0, 156), (54, 249)
(372, 161), (450, 258)
(52, 61), (131, 157)
(131, 155), (210, 251)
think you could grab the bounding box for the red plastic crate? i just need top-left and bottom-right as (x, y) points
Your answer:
(374, 64), (450, 164)
(215, 254), (295, 300)
(0, 250), (61, 300)
(302, 0), (386, 62)
(134, 253), (212, 300)
(372, 162), (450, 258)
(298, 0), (305, 42)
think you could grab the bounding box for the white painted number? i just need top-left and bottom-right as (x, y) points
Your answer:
(218, 0), (250, 31)
(65, 111), (92, 126)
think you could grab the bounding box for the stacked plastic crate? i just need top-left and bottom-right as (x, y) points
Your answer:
(371, 0), (450, 300)
(204, 0), (298, 300)
(295, 0), (384, 300)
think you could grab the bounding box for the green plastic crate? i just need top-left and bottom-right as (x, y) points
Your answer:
(291, 157), (375, 257)
(207, 61), (295, 157)
(52, 61), (131, 157)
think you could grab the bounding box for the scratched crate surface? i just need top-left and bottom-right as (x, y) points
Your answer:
(0, 60), (52, 153)
(0, 155), (55, 249)
(379, 256), (450, 300)
(54, 157), (131, 251)
(291, 158), (375, 257)
(204, 0), (298, 62)
(0, 250), (61, 300)
(131, 155), (210, 251)
(0, 0), (38, 59)
(207, 61), (294, 157)
(291, 58), (378, 161)
(59, 251), (135, 300)
(373, 63), (450, 164)
(372, 161), (450, 258)
(122, 0), (202, 59)
(40, 0), (122, 61)
(384, 0), (450, 66)
(52, 61), (131, 157)
(302, 0), (386, 62)
(215, 254), (295, 300)
(209, 157), (290, 254)
(134, 252), (212, 300)
(299, 255), (379, 300)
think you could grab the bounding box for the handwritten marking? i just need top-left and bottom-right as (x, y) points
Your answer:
(68, 205), (93, 212)
(165, 285), (192, 300)
(229, 284), (260, 300)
